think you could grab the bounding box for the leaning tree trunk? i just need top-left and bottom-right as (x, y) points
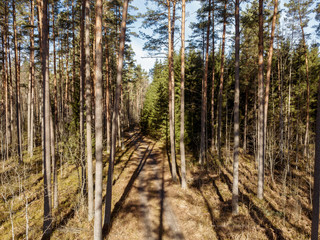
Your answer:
(217, 0), (227, 161)
(180, 0), (187, 189)
(257, 0), (265, 200)
(104, 0), (129, 230)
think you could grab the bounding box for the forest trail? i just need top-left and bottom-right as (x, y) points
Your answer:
(107, 131), (184, 240)
(0, 129), (313, 239)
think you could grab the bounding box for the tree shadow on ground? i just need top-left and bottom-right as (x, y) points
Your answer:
(102, 142), (155, 238)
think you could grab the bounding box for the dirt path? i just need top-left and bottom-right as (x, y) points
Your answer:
(107, 136), (184, 240)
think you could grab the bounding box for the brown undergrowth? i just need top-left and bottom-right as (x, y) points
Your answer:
(0, 130), (315, 239)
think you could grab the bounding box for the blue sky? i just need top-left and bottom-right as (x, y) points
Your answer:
(128, 0), (319, 73)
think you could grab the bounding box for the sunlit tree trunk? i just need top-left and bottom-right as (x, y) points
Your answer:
(104, 0), (129, 229)
(167, 0), (177, 181)
(232, 0), (240, 215)
(180, 0), (187, 189)
(217, 0), (227, 161)
(80, 0), (87, 199)
(200, 0), (211, 165)
(84, 0), (94, 221)
(257, 0), (265, 200)
(211, 0), (215, 152)
(13, 0), (23, 163)
(93, 0), (103, 237)
(264, 0), (278, 164)
(41, 0), (52, 236)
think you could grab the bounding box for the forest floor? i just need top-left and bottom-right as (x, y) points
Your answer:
(0, 128), (314, 239)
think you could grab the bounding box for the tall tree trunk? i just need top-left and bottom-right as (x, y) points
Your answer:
(80, 0), (86, 199)
(13, 0), (23, 163)
(93, 0), (103, 236)
(200, 0), (211, 164)
(29, 0), (35, 157)
(41, 0), (52, 236)
(217, 0), (227, 161)
(257, 0), (265, 200)
(104, 0), (129, 229)
(299, 7), (310, 158)
(311, 76), (320, 240)
(264, 0), (278, 166)
(243, 85), (248, 151)
(51, 1), (58, 210)
(232, 0), (240, 215)
(180, 0), (187, 189)
(167, 0), (177, 181)
(3, 2), (9, 160)
(84, 0), (94, 221)
(211, 0), (215, 152)
(105, 30), (110, 154)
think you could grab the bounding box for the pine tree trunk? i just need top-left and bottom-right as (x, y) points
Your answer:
(29, 0), (35, 157)
(80, 0), (87, 199)
(84, 0), (94, 221)
(104, 0), (129, 229)
(180, 0), (187, 189)
(105, 30), (110, 154)
(311, 75), (320, 240)
(211, 0), (215, 152)
(299, 10), (310, 158)
(257, 0), (265, 200)
(264, 0), (278, 164)
(217, 0), (227, 161)
(232, 0), (240, 215)
(93, 0), (103, 237)
(200, 0), (211, 164)
(3, 2), (9, 160)
(243, 85), (248, 151)
(167, 0), (177, 181)
(52, 1), (58, 210)
(13, 0), (23, 163)
(41, 0), (52, 236)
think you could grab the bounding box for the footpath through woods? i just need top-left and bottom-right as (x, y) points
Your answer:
(0, 128), (314, 239)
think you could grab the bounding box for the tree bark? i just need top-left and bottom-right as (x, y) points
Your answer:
(41, 0), (52, 237)
(13, 0), (23, 163)
(167, 0), (177, 181)
(52, 0), (58, 210)
(217, 0), (227, 161)
(311, 76), (320, 240)
(104, 0), (129, 229)
(3, 2), (9, 160)
(180, 0), (187, 189)
(80, 0), (87, 199)
(200, 0), (211, 164)
(93, 0), (103, 237)
(257, 0), (265, 200)
(264, 0), (278, 165)
(232, 0), (240, 215)
(84, 0), (94, 221)
(105, 30), (110, 154)
(211, 0), (215, 152)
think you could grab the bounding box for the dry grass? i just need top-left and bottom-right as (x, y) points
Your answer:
(0, 132), (316, 239)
